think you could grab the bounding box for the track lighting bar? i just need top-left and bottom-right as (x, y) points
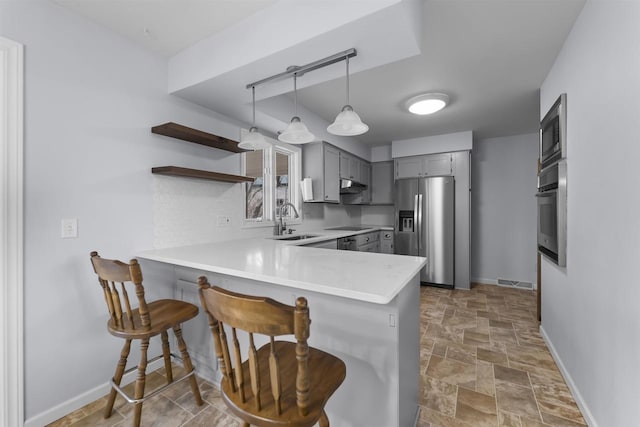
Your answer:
(245, 48), (357, 89)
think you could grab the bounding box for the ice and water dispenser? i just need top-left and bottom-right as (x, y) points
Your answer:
(398, 210), (414, 232)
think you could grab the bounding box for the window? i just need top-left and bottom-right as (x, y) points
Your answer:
(245, 150), (264, 220)
(242, 133), (301, 226)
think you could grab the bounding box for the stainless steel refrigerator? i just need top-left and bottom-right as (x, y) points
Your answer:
(394, 177), (455, 287)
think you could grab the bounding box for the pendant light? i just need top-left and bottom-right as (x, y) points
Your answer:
(327, 55), (368, 136)
(238, 86), (271, 151)
(278, 73), (315, 144)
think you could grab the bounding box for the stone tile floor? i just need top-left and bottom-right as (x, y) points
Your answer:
(49, 283), (586, 427)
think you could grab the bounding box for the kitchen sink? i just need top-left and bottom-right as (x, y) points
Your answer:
(271, 234), (320, 241)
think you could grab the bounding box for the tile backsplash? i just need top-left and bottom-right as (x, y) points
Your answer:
(153, 176), (367, 248)
(153, 176), (264, 248)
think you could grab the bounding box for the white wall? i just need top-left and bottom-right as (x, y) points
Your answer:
(470, 134), (538, 285)
(540, 2), (640, 426)
(371, 145), (392, 162)
(391, 130), (472, 157)
(361, 205), (394, 226)
(0, 3), (368, 421)
(0, 1), (264, 422)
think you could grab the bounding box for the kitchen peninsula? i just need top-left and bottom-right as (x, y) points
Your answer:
(137, 231), (426, 427)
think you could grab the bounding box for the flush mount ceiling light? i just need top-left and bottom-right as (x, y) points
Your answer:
(278, 72), (315, 144)
(245, 48), (363, 144)
(238, 86), (271, 151)
(406, 93), (450, 115)
(327, 55), (368, 136)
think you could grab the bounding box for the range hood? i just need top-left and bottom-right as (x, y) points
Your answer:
(340, 179), (367, 194)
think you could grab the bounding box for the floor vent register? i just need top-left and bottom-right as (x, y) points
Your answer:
(497, 278), (534, 290)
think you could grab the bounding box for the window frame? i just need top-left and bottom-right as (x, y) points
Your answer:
(241, 132), (302, 228)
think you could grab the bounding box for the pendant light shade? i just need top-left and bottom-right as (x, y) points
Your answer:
(328, 56), (368, 136)
(238, 86), (270, 151)
(278, 116), (315, 144)
(327, 105), (369, 136)
(278, 73), (315, 144)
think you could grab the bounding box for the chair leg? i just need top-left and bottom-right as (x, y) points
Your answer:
(173, 324), (203, 406)
(133, 338), (150, 427)
(319, 410), (329, 427)
(104, 339), (131, 419)
(161, 331), (173, 383)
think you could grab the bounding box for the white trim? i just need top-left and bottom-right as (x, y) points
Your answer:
(470, 277), (538, 290)
(0, 36), (24, 427)
(470, 277), (499, 286)
(540, 326), (597, 427)
(24, 358), (165, 427)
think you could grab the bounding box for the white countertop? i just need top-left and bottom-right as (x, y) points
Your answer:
(137, 227), (426, 305)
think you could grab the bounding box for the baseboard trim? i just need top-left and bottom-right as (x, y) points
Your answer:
(470, 277), (538, 290)
(24, 358), (164, 427)
(470, 277), (499, 286)
(540, 326), (597, 427)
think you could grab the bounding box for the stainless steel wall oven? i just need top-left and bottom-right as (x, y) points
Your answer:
(536, 160), (567, 266)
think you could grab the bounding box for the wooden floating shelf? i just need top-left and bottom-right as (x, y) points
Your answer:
(151, 122), (246, 153)
(152, 166), (255, 184)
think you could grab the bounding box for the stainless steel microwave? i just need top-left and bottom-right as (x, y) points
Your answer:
(539, 93), (567, 170)
(536, 160), (567, 266)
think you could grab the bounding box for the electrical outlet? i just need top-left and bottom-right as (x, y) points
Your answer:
(216, 215), (231, 227)
(61, 218), (78, 238)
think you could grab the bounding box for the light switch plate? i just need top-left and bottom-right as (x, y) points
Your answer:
(216, 215), (231, 227)
(61, 218), (78, 238)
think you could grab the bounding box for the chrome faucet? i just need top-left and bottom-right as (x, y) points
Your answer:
(276, 202), (300, 235)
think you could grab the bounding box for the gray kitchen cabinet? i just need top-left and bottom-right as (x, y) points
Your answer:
(356, 231), (379, 252)
(301, 142), (340, 203)
(324, 147), (340, 202)
(339, 152), (361, 181)
(360, 161), (371, 204)
(342, 156), (372, 205)
(395, 153), (452, 179)
(371, 161), (394, 204)
(380, 230), (394, 254)
(359, 241), (380, 253)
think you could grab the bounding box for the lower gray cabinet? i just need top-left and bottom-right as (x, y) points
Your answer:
(380, 230), (394, 254)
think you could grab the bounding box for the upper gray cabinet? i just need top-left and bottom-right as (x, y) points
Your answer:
(360, 161), (371, 204)
(339, 152), (362, 181)
(371, 161), (394, 205)
(301, 142), (340, 203)
(395, 153), (453, 179)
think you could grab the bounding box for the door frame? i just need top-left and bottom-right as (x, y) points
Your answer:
(0, 36), (25, 426)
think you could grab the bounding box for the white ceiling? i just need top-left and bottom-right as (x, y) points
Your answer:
(53, 0), (585, 145)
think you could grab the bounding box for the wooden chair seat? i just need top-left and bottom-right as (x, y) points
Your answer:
(222, 341), (346, 427)
(107, 299), (199, 339)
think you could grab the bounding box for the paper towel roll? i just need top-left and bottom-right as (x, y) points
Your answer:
(301, 178), (313, 201)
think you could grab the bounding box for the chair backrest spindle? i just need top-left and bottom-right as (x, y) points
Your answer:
(248, 333), (261, 410)
(269, 336), (282, 415)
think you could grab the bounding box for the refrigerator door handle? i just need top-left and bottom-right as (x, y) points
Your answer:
(418, 193), (424, 256)
(413, 194), (419, 253)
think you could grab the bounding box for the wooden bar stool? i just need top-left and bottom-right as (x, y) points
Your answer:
(198, 277), (346, 427)
(90, 251), (203, 426)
